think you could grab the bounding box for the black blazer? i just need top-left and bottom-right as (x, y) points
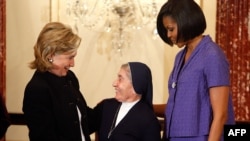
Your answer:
(0, 95), (10, 138)
(94, 98), (161, 141)
(23, 70), (95, 141)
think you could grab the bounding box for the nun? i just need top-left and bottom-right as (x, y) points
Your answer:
(93, 62), (161, 141)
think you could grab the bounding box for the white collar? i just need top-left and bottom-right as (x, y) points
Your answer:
(115, 99), (140, 126)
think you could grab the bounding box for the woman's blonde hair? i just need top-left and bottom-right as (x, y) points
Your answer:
(29, 22), (81, 72)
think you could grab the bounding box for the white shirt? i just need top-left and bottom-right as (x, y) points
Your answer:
(76, 106), (85, 141)
(115, 99), (140, 126)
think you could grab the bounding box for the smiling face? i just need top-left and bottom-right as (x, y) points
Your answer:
(112, 66), (140, 103)
(162, 16), (186, 48)
(48, 51), (77, 76)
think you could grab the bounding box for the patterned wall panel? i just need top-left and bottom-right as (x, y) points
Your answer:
(216, 0), (250, 121)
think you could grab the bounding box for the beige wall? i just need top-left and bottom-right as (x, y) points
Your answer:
(5, 0), (216, 140)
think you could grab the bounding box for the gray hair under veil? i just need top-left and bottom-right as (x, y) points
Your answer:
(128, 62), (153, 108)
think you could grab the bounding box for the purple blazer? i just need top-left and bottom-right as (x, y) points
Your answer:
(165, 35), (235, 138)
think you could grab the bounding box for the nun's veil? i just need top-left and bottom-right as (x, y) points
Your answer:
(128, 62), (153, 108)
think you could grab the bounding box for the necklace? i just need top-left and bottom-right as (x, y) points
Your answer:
(108, 103), (121, 138)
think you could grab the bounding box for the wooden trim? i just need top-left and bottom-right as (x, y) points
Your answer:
(153, 104), (165, 118)
(9, 113), (27, 125)
(0, 0), (6, 102)
(0, 1), (6, 140)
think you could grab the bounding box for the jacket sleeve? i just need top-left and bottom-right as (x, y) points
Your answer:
(88, 100), (105, 133)
(69, 71), (101, 135)
(86, 106), (99, 134)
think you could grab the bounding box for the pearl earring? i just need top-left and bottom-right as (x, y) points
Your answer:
(49, 59), (53, 63)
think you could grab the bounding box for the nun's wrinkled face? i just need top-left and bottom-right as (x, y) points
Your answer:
(112, 67), (137, 102)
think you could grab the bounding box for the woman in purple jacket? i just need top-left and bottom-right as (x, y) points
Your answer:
(156, 0), (235, 141)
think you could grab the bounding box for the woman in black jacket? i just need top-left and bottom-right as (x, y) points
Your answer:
(23, 22), (95, 141)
